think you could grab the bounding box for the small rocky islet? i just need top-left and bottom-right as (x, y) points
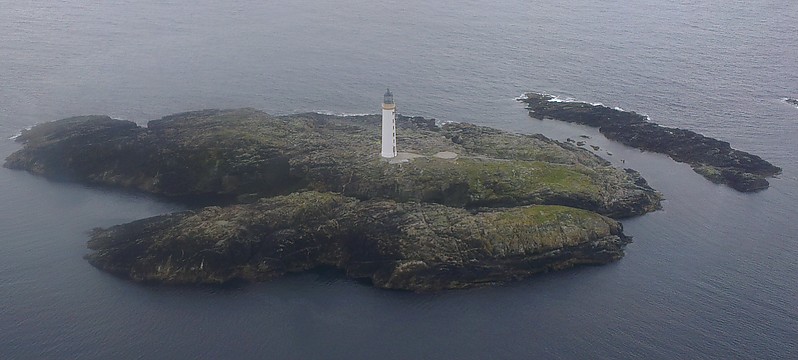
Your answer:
(519, 93), (782, 192)
(5, 108), (665, 290)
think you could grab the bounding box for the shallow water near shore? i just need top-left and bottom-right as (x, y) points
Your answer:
(1, 1), (796, 359)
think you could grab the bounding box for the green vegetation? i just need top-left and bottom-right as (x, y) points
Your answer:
(483, 205), (619, 250)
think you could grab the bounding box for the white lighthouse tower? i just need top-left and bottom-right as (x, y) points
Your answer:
(381, 88), (397, 158)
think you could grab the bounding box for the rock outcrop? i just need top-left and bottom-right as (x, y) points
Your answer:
(5, 109), (661, 217)
(5, 109), (664, 290)
(87, 191), (630, 291)
(519, 93), (782, 192)
(787, 98), (798, 107)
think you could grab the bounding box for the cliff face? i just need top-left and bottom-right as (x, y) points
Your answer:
(5, 109), (660, 218)
(87, 191), (629, 291)
(5, 109), (663, 290)
(520, 93), (782, 192)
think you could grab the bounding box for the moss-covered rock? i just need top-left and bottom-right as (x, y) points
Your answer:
(86, 192), (629, 291)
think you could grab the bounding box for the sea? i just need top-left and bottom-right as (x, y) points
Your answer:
(1, 1), (796, 359)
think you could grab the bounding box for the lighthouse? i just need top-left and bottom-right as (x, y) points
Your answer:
(381, 88), (397, 158)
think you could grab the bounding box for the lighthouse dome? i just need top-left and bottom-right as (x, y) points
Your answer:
(383, 89), (394, 104)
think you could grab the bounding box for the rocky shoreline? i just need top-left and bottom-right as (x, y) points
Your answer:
(5, 109), (662, 290)
(519, 93), (782, 192)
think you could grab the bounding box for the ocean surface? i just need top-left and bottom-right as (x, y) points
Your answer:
(1, 1), (796, 358)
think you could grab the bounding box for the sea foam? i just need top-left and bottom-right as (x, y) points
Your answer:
(317, 111), (375, 117)
(530, 92), (654, 121)
(8, 125), (33, 140)
(543, 94), (605, 107)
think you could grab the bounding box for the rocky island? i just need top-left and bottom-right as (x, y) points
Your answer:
(519, 93), (782, 192)
(5, 109), (662, 290)
(787, 98), (798, 107)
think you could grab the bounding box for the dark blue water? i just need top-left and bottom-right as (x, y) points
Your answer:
(1, 1), (796, 358)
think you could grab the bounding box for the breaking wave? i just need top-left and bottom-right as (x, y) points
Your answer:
(546, 95), (605, 107)
(522, 92), (653, 121)
(316, 111), (375, 117)
(8, 125), (33, 140)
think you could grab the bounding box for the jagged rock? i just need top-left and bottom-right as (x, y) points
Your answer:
(787, 98), (798, 107)
(86, 191), (631, 291)
(519, 93), (781, 192)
